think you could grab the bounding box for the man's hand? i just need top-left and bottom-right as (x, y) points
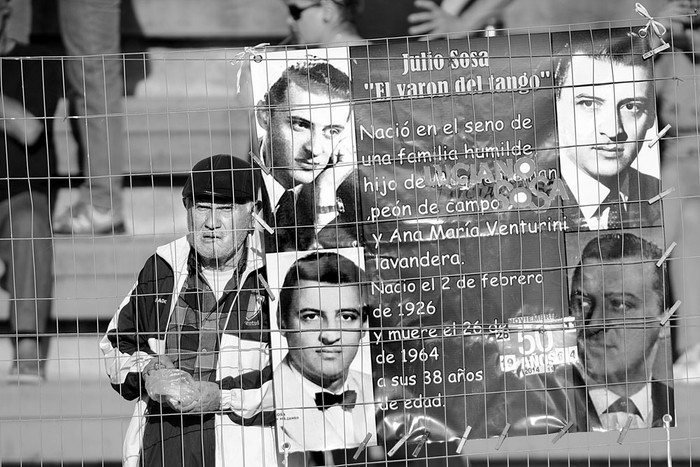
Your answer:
(142, 354), (175, 375)
(312, 131), (356, 219)
(408, 0), (467, 35)
(142, 355), (199, 411)
(179, 381), (221, 414)
(0, 96), (42, 146)
(408, 0), (514, 36)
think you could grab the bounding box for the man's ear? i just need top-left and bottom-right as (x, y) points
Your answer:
(256, 101), (270, 132)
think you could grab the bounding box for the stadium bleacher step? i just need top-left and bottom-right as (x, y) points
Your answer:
(0, 187), (186, 324)
(0, 378), (133, 463)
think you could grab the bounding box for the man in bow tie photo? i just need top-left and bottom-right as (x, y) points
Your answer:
(272, 250), (376, 453)
(568, 232), (674, 431)
(553, 28), (661, 231)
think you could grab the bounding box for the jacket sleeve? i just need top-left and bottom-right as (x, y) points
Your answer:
(217, 267), (276, 425)
(99, 254), (174, 401)
(219, 360), (275, 426)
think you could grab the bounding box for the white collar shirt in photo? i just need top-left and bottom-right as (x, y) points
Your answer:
(262, 168), (289, 215)
(560, 156), (629, 230)
(588, 384), (653, 430)
(274, 357), (376, 453)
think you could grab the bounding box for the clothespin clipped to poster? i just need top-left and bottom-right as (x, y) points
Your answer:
(495, 423), (511, 450)
(649, 186), (675, 205)
(258, 273), (275, 301)
(387, 432), (411, 457)
(635, 3), (670, 58)
(552, 421), (574, 444)
(251, 244), (265, 260)
(230, 43), (269, 94)
(660, 300), (681, 326)
(617, 416), (634, 444)
(648, 124), (672, 148)
(411, 431), (430, 457)
(253, 212), (274, 235)
(352, 433), (373, 460)
(251, 150), (270, 176)
(663, 414), (673, 467)
(455, 425), (472, 454)
(656, 242), (677, 267)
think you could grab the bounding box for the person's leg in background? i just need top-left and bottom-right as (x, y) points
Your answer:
(655, 38), (700, 379)
(663, 138), (700, 377)
(53, 0), (125, 235)
(0, 191), (54, 381)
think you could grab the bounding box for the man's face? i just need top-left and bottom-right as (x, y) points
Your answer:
(556, 55), (654, 181)
(570, 258), (662, 384)
(186, 200), (254, 269)
(260, 82), (350, 189)
(283, 280), (366, 390)
(284, 0), (324, 45)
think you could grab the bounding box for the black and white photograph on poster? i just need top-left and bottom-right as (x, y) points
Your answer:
(250, 46), (362, 253)
(552, 28), (662, 231)
(564, 227), (674, 431)
(266, 248), (376, 453)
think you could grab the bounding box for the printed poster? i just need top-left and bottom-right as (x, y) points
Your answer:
(249, 27), (674, 456)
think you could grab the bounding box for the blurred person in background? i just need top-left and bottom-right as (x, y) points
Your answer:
(407, 0), (514, 36)
(52, 0), (126, 235)
(653, 0), (700, 377)
(0, 0), (61, 382)
(282, 0), (364, 44)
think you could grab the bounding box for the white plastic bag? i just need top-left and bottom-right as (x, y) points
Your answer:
(145, 368), (199, 406)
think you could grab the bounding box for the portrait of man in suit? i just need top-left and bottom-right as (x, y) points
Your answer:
(254, 53), (360, 252)
(553, 28), (661, 230)
(272, 251), (376, 453)
(569, 232), (674, 430)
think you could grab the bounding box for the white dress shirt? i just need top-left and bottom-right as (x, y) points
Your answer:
(273, 357), (377, 453)
(588, 384), (653, 430)
(560, 156), (629, 230)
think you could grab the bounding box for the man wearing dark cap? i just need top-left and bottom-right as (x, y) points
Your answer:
(100, 155), (278, 466)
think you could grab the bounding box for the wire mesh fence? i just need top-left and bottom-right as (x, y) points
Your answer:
(1, 10), (700, 467)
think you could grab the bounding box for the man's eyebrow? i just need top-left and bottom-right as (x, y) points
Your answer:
(603, 291), (641, 301)
(618, 96), (650, 104)
(574, 92), (603, 100)
(289, 115), (312, 125)
(296, 307), (360, 316)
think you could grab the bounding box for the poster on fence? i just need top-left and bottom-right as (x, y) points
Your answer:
(249, 26), (674, 455)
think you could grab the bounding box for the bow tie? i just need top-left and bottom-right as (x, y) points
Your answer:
(314, 390), (357, 411)
(604, 397), (642, 417)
